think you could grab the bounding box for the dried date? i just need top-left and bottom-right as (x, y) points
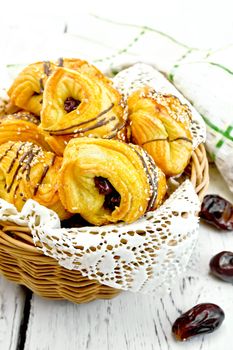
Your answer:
(172, 303), (225, 341)
(200, 194), (233, 230)
(210, 251), (233, 283)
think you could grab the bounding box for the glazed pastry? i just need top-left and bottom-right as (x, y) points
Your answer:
(41, 68), (126, 155)
(127, 87), (193, 176)
(0, 111), (50, 150)
(0, 98), (20, 117)
(58, 138), (166, 226)
(59, 58), (111, 84)
(0, 141), (70, 220)
(7, 61), (54, 116)
(7, 58), (111, 116)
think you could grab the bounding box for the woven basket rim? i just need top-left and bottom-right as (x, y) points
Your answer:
(0, 143), (209, 303)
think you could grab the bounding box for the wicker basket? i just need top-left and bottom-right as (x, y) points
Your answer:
(0, 144), (209, 304)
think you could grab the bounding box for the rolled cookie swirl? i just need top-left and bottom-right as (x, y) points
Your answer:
(58, 138), (166, 225)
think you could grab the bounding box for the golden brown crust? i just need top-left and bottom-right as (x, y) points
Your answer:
(155, 168), (167, 208)
(58, 138), (166, 226)
(41, 68), (126, 155)
(127, 86), (193, 176)
(0, 141), (71, 220)
(7, 58), (112, 116)
(0, 111), (51, 150)
(0, 100), (21, 116)
(8, 61), (53, 116)
(60, 58), (112, 84)
(3, 60), (194, 225)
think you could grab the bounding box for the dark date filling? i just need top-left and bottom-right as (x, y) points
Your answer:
(64, 97), (81, 113)
(33, 91), (40, 96)
(94, 176), (121, 211)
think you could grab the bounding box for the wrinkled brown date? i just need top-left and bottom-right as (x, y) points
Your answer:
(200, 194), (233, 230)
(172, 303), (225, 341)
(210, 251), (233, 283)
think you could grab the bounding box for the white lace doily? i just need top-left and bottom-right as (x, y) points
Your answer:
(113, 63), (206, 149)
(0, 180), (200, 294)
(0, 63), (206, 295)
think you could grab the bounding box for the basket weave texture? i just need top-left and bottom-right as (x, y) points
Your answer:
(0, 144), (209, 304)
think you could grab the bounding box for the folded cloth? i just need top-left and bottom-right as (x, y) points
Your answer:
(170, 62), (233, 193)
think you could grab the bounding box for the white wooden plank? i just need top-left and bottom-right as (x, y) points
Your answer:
(0, 278), (26, 350)
(24, 166), (233, 350)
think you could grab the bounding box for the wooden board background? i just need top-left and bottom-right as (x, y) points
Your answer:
(1, 165), (233, 350)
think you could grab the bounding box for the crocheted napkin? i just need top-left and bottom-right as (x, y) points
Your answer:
(0, 180), (200, 294)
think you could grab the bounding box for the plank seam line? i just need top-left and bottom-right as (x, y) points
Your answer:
(16, 288), (32, 350)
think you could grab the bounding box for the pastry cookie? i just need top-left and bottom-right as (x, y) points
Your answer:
(41, 68), (126, 155)
(7, 58), (112, 116)
(0, 141), (70, 220)
(58, 138), (166, 226)
(0, 111), (50, 150)
(128, 86), (193, 176)
(8, 61), (56, 116)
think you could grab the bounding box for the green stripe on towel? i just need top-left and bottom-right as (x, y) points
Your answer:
(201, 115), (233, 142)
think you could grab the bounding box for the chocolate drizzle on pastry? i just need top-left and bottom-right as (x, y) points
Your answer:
(142, 136), (192, 146)
(104, 121), (126, 140)
(43, 61), (52, 76)
(57, 57), (64, 67)
(142, 138), (168, 145)
(142, 152), (158, 211)
(39, 78), (44, 93)
(0, 141), (68, 220)
(33, 165), (49, 195)
(0, 142), (48, 194)
(128, 144), (158, 211)
(33, 153), (56, 195)
(50, 154), (56, 166)
(6, 144), (37, 193)
(50, 116), (117, 137)
(0, 143), (15, 162)
(45, 103), (114, 134)
(170, 137), (193, 143)
(21, 148), (41, 181)
(6, 143), (25, 174)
